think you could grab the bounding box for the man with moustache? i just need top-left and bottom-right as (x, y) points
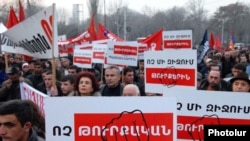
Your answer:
(198, 70), (230, 91)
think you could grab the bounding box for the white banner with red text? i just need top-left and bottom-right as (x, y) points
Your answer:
(20, 82), (49, 117)
(144, 49), (197, 93)
(106, 41), (138, 66)
(164, 89), (250, 141)
(45, 97), (177, 141)
(2, 4), (58, 58)
(163, 30), (192, 49)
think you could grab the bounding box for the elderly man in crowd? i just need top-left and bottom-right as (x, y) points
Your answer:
(122, 84), (141, 96)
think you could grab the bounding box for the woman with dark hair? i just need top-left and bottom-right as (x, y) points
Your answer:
(74, 72), (101, 96)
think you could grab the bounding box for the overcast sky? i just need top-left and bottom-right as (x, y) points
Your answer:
(43, 0), (250, 19)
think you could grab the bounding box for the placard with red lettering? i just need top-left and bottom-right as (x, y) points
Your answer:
(77, 43), (107, 64)
(103, 56), (125, 71)
(138, 43), (148, 60)
(73, 49), (92, 68)
(163, 30), (192, 49)
(106, 41), (138, 66)
(163, 89), (250, 141)
(2, 5), (59, 58)
(77, 43), (93, 50)
(144, 49), (197, 93)
(92, 44), (107, 63)
(45, 97), (177, 141)
(20, 82), (48, 117)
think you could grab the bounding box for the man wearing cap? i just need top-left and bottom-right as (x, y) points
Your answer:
(0, 66), (32, 102)
(199, 58), (213, 79)
(22, 62), (32, 78)
(230, 72), (250, 92)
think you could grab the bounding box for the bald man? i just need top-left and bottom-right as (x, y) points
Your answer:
(122, 84), (140, 96)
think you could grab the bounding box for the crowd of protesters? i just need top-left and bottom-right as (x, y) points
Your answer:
(0, 48), (249, 102)
(197, 48), (250, 92)
(0, 53), (162, 99)
(0, 47), (249, 140)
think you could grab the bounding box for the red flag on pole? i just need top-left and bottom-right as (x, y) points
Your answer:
(87, 14), (98, 42)
(140, 28), (163, 51)
(229, 32), (236, 50)
(209, 32), (215, 49)
(215, 35), (222, 52)
(6, 6), (19, 28)
(19, 0), (25, 21)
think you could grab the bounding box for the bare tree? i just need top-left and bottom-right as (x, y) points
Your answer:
(104, 0), (127, 37)
(87, 0), (99, 15)
(25, 0), (44, 17)
(141, 5), (156, 17)
(186, 0), (208, 45)
(209, 2), (250, 44)
(0, 0), (43, 25)
(165, 7), (187, 30)
(0, 0), (10, 24)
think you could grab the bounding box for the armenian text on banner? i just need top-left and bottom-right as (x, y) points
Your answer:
(106, 41), (138, 66)
(92, 44), (106, 63)
(20, 82), (49, 117)
(138, 43), (148, 60)
(163, 30), (192, 49)
(2, 5), (58, 58)
(164, 89), (250, 141)
(78, 43), (107, 64)
(73, 49), (92, 68)
(45, 97), (177, 141)
(144, 49), (197, 93)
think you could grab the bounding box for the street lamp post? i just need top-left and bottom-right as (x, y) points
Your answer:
(104, 0), (106, 26)
(221, 19), (225, 48)
(116, 9), (120, 37)
(123, 8), (127, 41)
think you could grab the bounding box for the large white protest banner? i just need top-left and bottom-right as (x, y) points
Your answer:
(0, 23), (7, 33)
(20, 82), (49, 117)
(164, 89), (250, 141)
(144, 49), (197, 93)
(2, 4), (58, 58)
(45, 97), (177, 141)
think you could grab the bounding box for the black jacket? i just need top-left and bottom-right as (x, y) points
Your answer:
(36, 81), (63, 96)
(28, 128), (45, 141)
(198, 79), (230, 91)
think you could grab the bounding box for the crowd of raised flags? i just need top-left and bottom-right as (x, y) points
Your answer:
(3, 1), (238, 66)
(197, 29), (238, 65)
